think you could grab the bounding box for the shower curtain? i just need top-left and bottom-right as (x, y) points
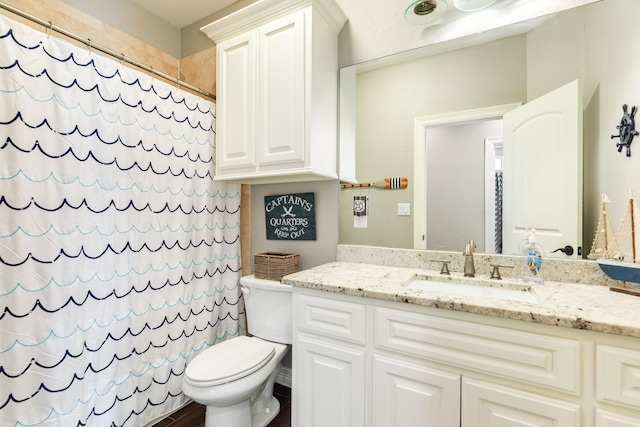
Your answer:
(0, 14), (244, 427)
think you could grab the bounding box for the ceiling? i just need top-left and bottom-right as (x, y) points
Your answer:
(126, 0), (597, 66)
(129, 0), (240, 28)
(128, 0), (466, 29)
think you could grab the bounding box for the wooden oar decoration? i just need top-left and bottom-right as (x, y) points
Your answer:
(340, 177), (408, 190)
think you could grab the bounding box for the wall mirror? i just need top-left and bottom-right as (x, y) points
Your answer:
(338, 0), (640, 259)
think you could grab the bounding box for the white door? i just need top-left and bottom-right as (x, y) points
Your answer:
(502, 80), (582, 257)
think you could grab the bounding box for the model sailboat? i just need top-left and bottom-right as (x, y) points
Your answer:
(588, 193), (619, 260)
(595, 190), (640, 296)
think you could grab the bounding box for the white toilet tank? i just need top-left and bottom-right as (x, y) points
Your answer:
(240, 275), (292, 344)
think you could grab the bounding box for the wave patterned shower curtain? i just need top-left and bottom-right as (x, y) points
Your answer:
(0, 14), (244, 427)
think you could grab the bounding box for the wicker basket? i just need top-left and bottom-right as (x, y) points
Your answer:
(254, 252), (300, 281)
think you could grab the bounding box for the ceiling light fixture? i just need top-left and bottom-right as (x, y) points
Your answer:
(453, 0), (498, 12)
(404, 0), (448, 25)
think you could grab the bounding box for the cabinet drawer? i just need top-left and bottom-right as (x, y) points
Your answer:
(596, 409), (640, 427)
(462, 378), (580, 426)
(375, 307), (580, 393)
(296, 294), (366, 344)
(596, 345), (640, 409)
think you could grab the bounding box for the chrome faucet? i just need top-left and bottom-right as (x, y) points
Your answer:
(463, 240), (476, 277)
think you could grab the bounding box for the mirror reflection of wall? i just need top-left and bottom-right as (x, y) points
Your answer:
(425, 119), (502, 253)
(338, 34), (526, 250)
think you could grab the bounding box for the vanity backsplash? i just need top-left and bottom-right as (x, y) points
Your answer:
(337, 244), (621, 288)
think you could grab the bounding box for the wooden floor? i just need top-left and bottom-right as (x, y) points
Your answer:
(152, 383), (291, 427)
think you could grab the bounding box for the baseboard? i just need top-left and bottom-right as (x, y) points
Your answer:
(276, 365), (292, 388)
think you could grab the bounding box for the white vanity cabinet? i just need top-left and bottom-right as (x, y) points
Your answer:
(292, 287), (640, 427)
(293, 291), (460, 427)
(374, 304), (580, 427)
(202, 0), (346, 184)
(294, 293), (367, 427)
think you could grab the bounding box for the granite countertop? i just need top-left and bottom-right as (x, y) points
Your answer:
(282, 261), (640, 339)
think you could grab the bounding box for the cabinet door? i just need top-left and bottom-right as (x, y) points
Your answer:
(373, 354), (460, 427)
(257, 10), (305, 166)
(216, 31), (257, 170)
(596, 345), (640, 410)
(296, 335), (366, 427)
(462, 378), (580, 427)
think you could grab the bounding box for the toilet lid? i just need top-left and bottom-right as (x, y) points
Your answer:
(185, 336), (275, 387)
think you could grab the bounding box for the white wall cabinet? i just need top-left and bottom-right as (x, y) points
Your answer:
(292, 287), (640, 427)
(202, 0), (346, 184)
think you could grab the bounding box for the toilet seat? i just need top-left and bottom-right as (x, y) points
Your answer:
(184, 336), (275, 387)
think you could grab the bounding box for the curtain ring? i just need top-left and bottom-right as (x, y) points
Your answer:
(46, 21), (52, 38)
(86, 38), (92, 54)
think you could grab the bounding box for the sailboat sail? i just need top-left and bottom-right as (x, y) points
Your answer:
(597, 189), (640, 293)
(589, 193), (619, 259)
(615, 190), (640, 263)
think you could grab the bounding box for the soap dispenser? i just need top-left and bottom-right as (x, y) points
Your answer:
(523, 229), (544, 284)
(518, 228), (531, 256)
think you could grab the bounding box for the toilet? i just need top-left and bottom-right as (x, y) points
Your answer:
(182, 275), (292, 427)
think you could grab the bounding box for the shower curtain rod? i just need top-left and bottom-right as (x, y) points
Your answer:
(0, 1), (216, 100)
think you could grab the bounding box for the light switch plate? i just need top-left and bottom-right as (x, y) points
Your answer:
(397, 203), (411, 216)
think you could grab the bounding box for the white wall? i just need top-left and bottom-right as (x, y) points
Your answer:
(60, 0), (181, 57)
(582, 0), (640, 251)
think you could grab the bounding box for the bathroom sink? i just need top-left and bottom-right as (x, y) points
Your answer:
(404, 275), (539, 304)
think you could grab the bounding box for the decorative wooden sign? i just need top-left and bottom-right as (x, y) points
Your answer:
(264, 192), (316, 240)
